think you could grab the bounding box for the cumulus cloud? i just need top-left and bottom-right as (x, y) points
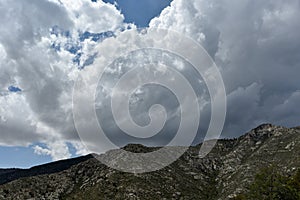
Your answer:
(150, 0), (300, 137)
(0, 0), (127, 160)
(0, 0), (300, 161)
(33, 145), (52, 156)
(33, 141), (71, 161)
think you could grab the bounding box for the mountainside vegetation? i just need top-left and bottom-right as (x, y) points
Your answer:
(233, 167), (300, 200)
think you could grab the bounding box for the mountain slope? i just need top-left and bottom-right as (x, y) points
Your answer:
(0, 124), (299, 200)
(0, 155), (93, 185)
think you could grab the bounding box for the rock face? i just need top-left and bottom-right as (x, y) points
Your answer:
(0, 124), (299, 200)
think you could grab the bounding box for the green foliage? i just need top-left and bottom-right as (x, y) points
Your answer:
(235, 167), (300, 200)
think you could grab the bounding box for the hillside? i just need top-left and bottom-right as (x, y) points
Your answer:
(0, 124), (299, 199)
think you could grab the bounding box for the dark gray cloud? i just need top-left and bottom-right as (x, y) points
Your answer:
(150, 0), (300, 137)
(94, 48), (210, 147)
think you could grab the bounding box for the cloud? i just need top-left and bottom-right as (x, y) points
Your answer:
(33, 141), (71, 161)
(0, 93), (41, 147)
(272, 91), (300, 127)
(150, 0), (300, 137)
(59, 0), (125, 32)
(0, 0), (127, 160)
(223, 83), (263, 136)
(1, 0), (300, 161)
(33, 145), (52, 156)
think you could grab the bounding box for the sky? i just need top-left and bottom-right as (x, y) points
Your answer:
(102, 0), (172, 27)
(0, 0), (300, 168)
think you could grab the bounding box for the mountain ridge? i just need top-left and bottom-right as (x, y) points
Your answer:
(0, 123), (299, 199)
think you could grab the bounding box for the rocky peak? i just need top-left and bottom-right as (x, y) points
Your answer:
(253, 123), (276, 131)
(245, 123), (283, 142)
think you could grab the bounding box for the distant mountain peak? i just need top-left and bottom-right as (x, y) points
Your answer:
(253, 123), (276, 130)
(244, 123), (285, 140)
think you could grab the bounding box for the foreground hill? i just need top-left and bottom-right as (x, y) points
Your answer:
(0, 124), (299, 199)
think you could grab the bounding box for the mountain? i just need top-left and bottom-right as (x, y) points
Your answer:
(0, 124), (299, 200)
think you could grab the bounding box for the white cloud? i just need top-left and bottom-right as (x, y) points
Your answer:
(70, 141), (90, 156)
(33, 141), (71, 161)
(0, 0), (127, 160)
(33, 145), (52, 156)
(0, 93), (40, 146)
(59, 0), (126, 33)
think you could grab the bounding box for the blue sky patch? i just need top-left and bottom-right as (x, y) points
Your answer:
(72, 52), (83, 66)
(0, 142), (83, 168)
(79, 31), (115, 42)
(64, 43), (81, 54)
(102, 0), (172, 27)
(8, 86), (22, 93)
(0, 144), (51, 168)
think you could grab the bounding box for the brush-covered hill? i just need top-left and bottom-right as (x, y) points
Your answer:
(0, 124), (299, 200)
